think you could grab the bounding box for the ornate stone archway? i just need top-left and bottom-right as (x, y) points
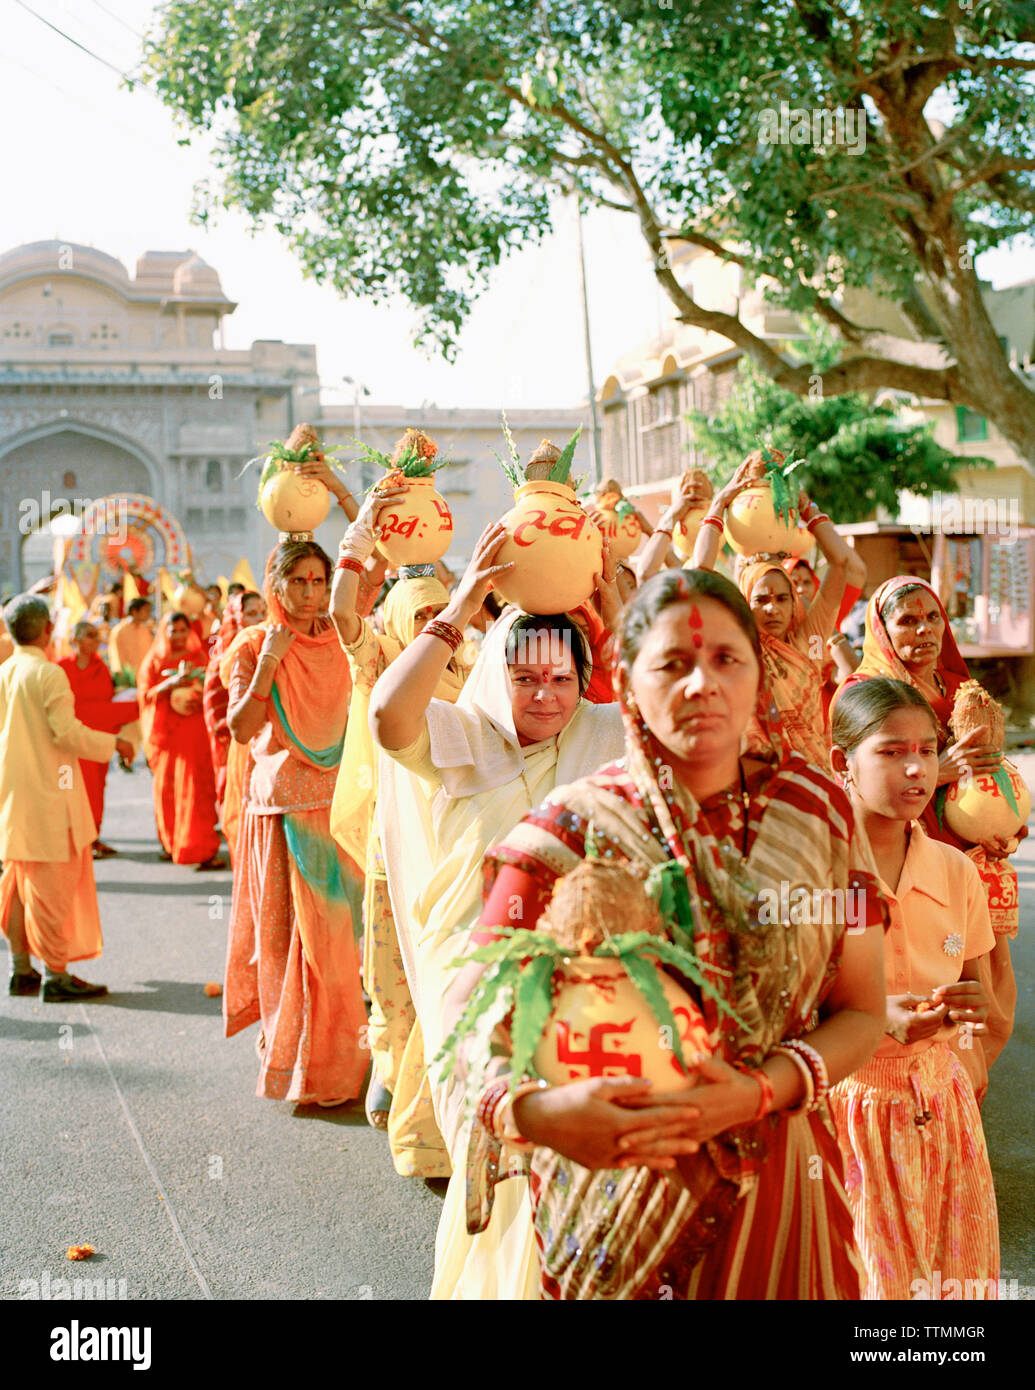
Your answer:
(0, 421), (160, 591)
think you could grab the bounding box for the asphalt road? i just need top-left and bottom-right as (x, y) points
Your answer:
(0, 761), (442, 1302)
(2, 756), (1032, 1302)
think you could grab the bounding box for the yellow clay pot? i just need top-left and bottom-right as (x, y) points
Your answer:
(374, 476), (454, 566)
(259, 465), (331, 534)
(533, 956), (711, 1095)
(494, 481), (602, 615)
(724, 482), (799, 556)
(944, 760), (1030, 842)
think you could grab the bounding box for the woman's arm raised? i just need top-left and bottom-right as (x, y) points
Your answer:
(329, 486), (407, 647)
(689, 462), (753, 571)
(369, 521), (513, 752)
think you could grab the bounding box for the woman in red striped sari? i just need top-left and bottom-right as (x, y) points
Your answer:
(450, 568), (889, 1299)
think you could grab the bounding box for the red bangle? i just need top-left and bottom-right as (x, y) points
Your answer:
(805, 513), (830, 534)
(742, 1066), (775, 1121)
(422, 618), (464, 653)
(249, 688), (271, 704)
(336, 556), (365, 574)
(700, 514), (724, 531)
(654, 527), (673, 539)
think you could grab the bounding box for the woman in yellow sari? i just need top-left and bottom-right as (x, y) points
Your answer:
(331, 494), (471, 1171)
(368, 520), (626, 1297)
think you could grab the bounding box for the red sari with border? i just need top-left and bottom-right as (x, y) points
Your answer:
(57, 654), (138, 833)
(137, 628), (221, 865)
(463, 684), (888, 1300)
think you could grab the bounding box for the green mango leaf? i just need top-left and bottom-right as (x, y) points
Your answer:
(508, 955), (558, 1090)
(549, 424), (583, 482)
(433, 958), (516, 1082)
(618, 950), (688, 1077)
(992, 762), (1021, 819)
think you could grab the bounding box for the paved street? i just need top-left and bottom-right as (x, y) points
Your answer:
(2, 755), (1033, 1302)
(1, 761), (441, 1302)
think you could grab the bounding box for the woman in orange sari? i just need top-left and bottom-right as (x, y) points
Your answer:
(58, 620), (140, 858)
(691, 467), (865, 767)
(223, 539), (367, 1107)
(203, 591), (264, 816)
(137, 613), (223, 869)
(834, 576), (1021, 1101)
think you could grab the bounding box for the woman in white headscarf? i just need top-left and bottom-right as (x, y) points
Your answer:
(369, 520), (625, 1298)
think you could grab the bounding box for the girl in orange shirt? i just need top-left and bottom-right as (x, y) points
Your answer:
(829, 677), (999, 1300)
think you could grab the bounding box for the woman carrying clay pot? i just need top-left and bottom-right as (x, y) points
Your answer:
(367, 520), (626, 1297)
(329, 484), (472, 1172)
(222, 538), (367, 1109)
(688, 456), (866, 767)
(446, 568), (889, 1300)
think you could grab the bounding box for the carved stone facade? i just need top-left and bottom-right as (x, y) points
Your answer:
(0, 241), (318, 593)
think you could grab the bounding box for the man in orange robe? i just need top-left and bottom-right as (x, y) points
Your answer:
(58, 620), (140, 858)
(137, 613), (224, 869)
(1, 595), (134, 1000)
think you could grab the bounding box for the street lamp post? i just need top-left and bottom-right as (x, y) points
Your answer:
(573, 195), (603, 488)
(343, 375), (372, 491)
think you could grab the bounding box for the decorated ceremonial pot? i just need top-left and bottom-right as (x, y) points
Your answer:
(788, 526), (816, 559)
(534, 956), (710, 1094)
(172, 575), (207, 618)
(671, 469), (714, 560)
(672, 508), (710, 561)
(595, 495), (642, 561)
(259, 466), (332, 534)
(170, 679), (203, 717)
(944, 760), (1030, 841)
(724, 482), (799, 556)
(494, 481), (603, 615)
(374, 475), (454, 566)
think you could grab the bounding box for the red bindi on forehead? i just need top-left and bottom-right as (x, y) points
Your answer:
(688, 603), (703, 648)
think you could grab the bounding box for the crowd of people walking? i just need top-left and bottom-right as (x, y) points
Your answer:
(0, 429), (1024, 1300)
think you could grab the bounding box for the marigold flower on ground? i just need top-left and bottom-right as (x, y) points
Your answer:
(66, 1244), (95, 1261)
(204, 982), (222, 997)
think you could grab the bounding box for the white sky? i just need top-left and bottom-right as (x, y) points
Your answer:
(2, 0), (1032, 412)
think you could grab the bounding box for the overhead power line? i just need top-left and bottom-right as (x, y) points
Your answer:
(12, 0), (139, 87)
(85, 0), (143, 40)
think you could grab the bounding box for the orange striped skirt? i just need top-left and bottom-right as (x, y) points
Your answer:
(830, 1045), (999, 1300)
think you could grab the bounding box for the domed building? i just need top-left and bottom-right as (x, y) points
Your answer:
(0, 240), (319, 592)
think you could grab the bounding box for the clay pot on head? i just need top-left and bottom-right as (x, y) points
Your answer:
(670, 469), (714, 561)
(788, 526), (816, 559)
(374, 476), (454, 566)
(595, 494), (642, 560)
(172, 578), (207, 618)
(724, 482), (799, 556)
(944, 761), (1030, 842)
(494, 480), (603, 615)
(533, 956), (710, 1095)
(259, 465), (332, 534)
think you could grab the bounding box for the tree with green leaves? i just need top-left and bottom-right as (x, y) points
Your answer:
(687, 325), (991, 523)
(143, 1), (1035, 459)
